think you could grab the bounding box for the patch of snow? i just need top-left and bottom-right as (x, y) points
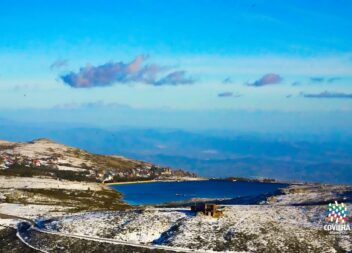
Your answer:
(0, 192), (5, 201)
(0, 218), (19, 228)
(0, 203), (69, 219)
(56, 165), (86, 172)
(0, 176), (102, 191)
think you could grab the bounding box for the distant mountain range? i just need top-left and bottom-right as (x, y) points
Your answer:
(0, 121), (351, 184)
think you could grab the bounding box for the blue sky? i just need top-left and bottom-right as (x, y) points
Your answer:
(0, 0), (352, 131)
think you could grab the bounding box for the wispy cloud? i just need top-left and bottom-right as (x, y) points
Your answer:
(222, 77), (233, 84)
(327, 77), (341, 83)
(53, 101), (129, 109)
(50, 59), (69, 70)
(302, 91), (352, 99)
(202, 149), (218, 155)
(218, 91), (241, 98)
(310, 76), (341, 83)
(60, 55), (194, 88)
(292, 76), (342, 86)
(218, 92), (233, 97)
(246, 73), (282, 87)
(310, 77), (324, 83)
(154, 71), (194, 86)
(291, 81), (301, 86)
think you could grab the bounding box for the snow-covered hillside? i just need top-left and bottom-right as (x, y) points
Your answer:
(41, 204), (351, 252)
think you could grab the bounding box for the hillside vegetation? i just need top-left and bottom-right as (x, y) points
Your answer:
(0, 138), (195, 183)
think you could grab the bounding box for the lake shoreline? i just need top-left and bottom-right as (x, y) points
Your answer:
(105, 177), (208, 186)
(105, 176), (297, 187)
(110, 180), (288, 205)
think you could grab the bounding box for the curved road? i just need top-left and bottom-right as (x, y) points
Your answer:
(1, 212), (200, 253)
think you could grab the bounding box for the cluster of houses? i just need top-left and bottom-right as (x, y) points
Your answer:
(0, 152), (49, 170)
(97, 165), (174, 183)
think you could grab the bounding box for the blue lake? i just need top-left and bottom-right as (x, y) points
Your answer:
(110, 180), (287, 205)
